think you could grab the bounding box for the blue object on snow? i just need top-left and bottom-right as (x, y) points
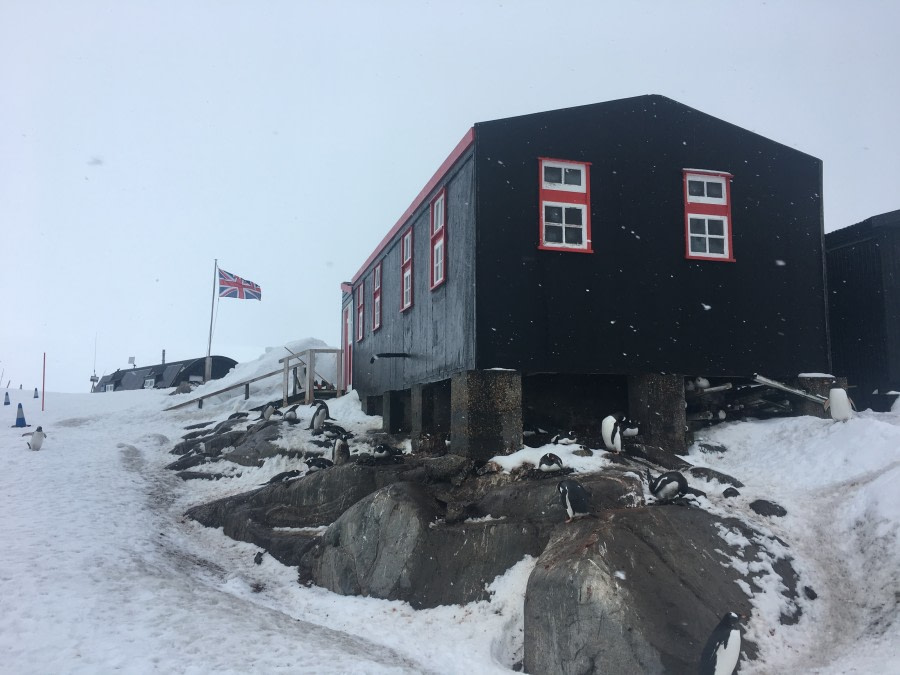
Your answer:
(14, 403), (26, 427)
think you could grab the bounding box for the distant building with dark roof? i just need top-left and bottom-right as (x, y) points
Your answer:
(826, 209), (900, 410)
(93, 356), (237, 392)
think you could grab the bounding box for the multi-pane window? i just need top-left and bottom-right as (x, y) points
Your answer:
(430, 189), (447, 289)
(683, 169), (734, 261)
(355, 285), (364, 342)
(372, 263), (382, 331)
(401, 229), (413, 311)
(539, 158), (592, 252)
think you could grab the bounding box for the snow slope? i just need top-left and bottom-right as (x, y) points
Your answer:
(2, 342), (898, 673)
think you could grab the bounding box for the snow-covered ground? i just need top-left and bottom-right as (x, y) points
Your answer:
(2, 342), (898, 673)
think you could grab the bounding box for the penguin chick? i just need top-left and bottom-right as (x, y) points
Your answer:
(646, 469), (689, 502)
(699, 611), (743, 675)
(538, 452), (564, 472)
(601, 414), (622, 453)
(557, 479), (590, 523)
(333, 435), (351, 465)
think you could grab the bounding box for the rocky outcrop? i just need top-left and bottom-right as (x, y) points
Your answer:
(524, 507), (759, 674)
(299, 481), (550, 608)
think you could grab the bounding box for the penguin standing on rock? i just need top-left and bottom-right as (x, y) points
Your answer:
(601, 414), (622, 453)
(538, 452), (564, 472)
(23, 426), (47, 451)
(557, 479), (591, 523)
(646, 469), (689, 503)
(333, 435), (350, 465)
(699, 612), (743, 675)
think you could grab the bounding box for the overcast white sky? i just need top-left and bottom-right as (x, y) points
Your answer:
(2, 1), (898, 394)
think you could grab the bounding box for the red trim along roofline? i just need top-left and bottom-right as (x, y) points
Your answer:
(349, 127), (475, 285)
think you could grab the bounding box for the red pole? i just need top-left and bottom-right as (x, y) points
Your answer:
(42, 352), (46, 412)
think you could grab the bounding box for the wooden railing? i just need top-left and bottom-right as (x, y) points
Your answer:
(164, 348), (343, 411)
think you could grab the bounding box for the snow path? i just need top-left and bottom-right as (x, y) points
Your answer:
(686, 413), (900, 674)
(0, 391), (429, 674)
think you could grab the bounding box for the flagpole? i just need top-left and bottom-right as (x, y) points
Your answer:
(205, 259), (218, 382)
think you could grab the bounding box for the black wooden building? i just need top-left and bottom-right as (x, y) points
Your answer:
(341, 95), (830, 456)
(826, 209), (900, 410)
(94, 355), (237, 393)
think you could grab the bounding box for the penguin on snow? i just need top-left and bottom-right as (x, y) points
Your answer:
(257, 403), (283, 421)
(372, 443), (403, 460)
(699, 611), (743, 675)
(263, 469), (301, 485)
(601, 414), (622, 453)
(557, 478), (591, 523)
(308, 401), (328, 434)
(23, 426), (47, 451)
(551, 431), (578, 445)
(283, 404), (301, 422)
(646, 469), (689, 503)
(538, 452), (564, 472)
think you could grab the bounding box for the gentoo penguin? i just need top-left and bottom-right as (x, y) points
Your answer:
(311, 399), (336, 420)
(620, 417), (639, 438)
(305, 456), (334, 472)
(601, 414), (622, 453)
(23, 426), (47, 451)
(551, 431), (578, 445)
(263, 469), (301, 485)
(538, 452), (564, 472)
(257, 403), (283, 421)
(824, 388), (854, 422)
(699, 612), (742, 675)
(283, 404), (301, 422)
(333, 434), (351, 465)
(558, 479), (591, 523)
(646, 469), (688, 502)
(372, 443), (402, 459)
(308, 402), (327, 434)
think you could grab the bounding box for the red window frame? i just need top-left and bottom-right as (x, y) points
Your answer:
(400, 228), (413, 311)
(355, 284), (364, 342)
(430, 188), (447, 289)
(683, 169), (735, 262)
(371, 262), (382, 331)
(538, 157), (592, 253)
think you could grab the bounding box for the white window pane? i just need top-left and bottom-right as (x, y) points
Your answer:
(689, 218), (706, 234)
(709, 238), (726, 254)
(545, 205), (563, 224)
(688, 180), (705, 197)
(708, 219), (725, 236)
(690, 236), (707, 253)
(565, 228), (583, 245)
(564, 207), (583, 226)
(706, 182), (723, 199)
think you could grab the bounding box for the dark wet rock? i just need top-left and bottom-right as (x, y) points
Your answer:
(183, 420), (214, 430)
(182, 427), (217, 441)
(166, 453), (217, 472)
(222, 422), (283, 466)
(697, 441), (729, 454)
(804, 586), (818, 600)
(176, 470), (232, 481)
(170, 438), (204, 456)
(722, 487), (741, 498)
(422, 454), (474, 485)
(524, 507), (759, 675)
(688, 466), (745, 488)
(750, 499), (788, 518)
(299, 481), (549, 609)
(626, 444), (692, 471)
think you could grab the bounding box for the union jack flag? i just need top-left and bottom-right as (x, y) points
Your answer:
(218, 268), (261, 300)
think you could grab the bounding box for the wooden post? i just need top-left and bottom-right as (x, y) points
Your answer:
(336, 349), (344, 396)
(305, 350), (316, 403)
(244, 383), (250, 400)
(282, 358), (290, 407)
